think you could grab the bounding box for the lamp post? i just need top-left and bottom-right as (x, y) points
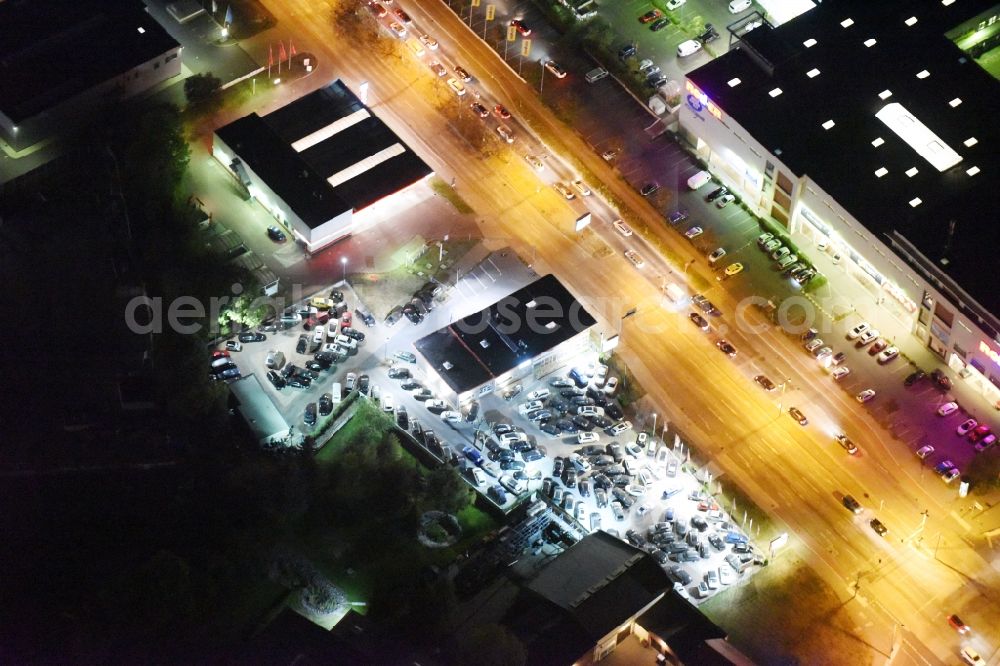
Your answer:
(777, 379), (790, 416)
(341, 256), (347, 282)
(651, 412), (657, 435)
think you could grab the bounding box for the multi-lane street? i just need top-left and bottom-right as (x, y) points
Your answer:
(240, 1), (999, 662)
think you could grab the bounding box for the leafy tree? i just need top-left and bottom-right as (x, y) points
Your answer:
(183, 73), (223, 111)
(424, 466), (473, 514)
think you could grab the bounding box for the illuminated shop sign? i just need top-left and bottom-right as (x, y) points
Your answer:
(800, 206), (831, 235)
(685, 81), (723, 120)
(883, 281), (916, 313)
(980, 340), (1000, 365)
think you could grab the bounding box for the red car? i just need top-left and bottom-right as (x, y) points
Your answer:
(510, 19), (531, 36)
(868, 338), (889, 356)
(393, 7), (412, 24)
(639, 9), (663, 23)
(493, 104), (511, 119)
(968, 425), (992, 443)
(340, 311), (352, 328)
(211, 350), (230, 360)
(366, 1), (387, 18)
(947, 614), (970, 634)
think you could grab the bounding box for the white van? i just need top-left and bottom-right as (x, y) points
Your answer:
(331, 382), (342, 403)
(677, 40), (703, 57)
(687, 170), (712, 189)
(211, 356), (233, 369)
(585, 67), (609, 83)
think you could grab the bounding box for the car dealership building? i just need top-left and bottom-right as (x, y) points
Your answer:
(679, 0), (1000, 407)
(213, 80), (433, 254)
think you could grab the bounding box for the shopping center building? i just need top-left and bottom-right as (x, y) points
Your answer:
(679, 0), (1000, 407)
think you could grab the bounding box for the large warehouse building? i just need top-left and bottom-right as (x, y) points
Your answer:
(680, 0), (1000, 408)
(213, 80), (433, 253)
(0, 0), (181, 153)
(414, 274), (597, 406)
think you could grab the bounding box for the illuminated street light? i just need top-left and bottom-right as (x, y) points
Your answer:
(341, 256), (347, 282)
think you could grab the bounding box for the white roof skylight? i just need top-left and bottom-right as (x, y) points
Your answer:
(964, 137), (978, 147)
(822, 119), (835, 130)
(806, 68), (820, 78)
(905, 167), (919, 177)
(872, 137), (885, 147)
(841, 18), (854, 28)
(864, 38), (877, 47)
(875, 167), (888, 178)
(879, 90), (892, 100)
(916, 70), (930, 79)
(909, 198), (922, 207)
(769, 88), (783, 97)
(875, 103), (962, 172)
(728, 78), (742, 87)
(966, 166), (980, 176)
(905, 16), (918, 26)
(949, 98), (962, 107)
(803, 38), (817, 47)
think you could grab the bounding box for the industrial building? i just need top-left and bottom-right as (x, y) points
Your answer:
(213, 80), (433, 254)
(680, 0), (1000, 407)
(0, 0), (181, 152)
(414, 274), (597, 406)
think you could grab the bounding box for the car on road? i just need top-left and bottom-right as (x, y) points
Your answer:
(789, 407), (808, 425)
(418, 33), (438, 50)
(754, 375), (776, 391)
(961, 647), (983, 665)
(554, 182), (576, 200)
(842, 495), (862, 514)
(685, 226), (704, 239)
(624, 249), (645, 269)
(716, 340), (737, 357)
(856, 389), (876, 403)
(689, 312), (709, 331)
(869, 518), (888, 537)
(931, 368), (953, 390)
(612, 219), (633, 237)
(640, 182), (659, 196)
(544, 60), (567, 78)
(392, 7), (412, 23)
(524, 154), (544, 171)
(366, 1), (387, 18)
(877, 347), (899, 364)
(938, 402), (960, 417)
(446, 78), (465, 96)
(571, 179), (591, 196)
(836, 434), (859, 455)
(602, 148), (619, 161)
(916, 444), (935, 459)
(429, 60), (447, 77)
(496, 125), (515, 144)
(955, 419), (979, 437)
(470, 102), (489, 117)
(724, 262), (744, 277)
(948, 613), (970, 634)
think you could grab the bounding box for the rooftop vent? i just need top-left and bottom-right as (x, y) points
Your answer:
(442, 361), (454, 370)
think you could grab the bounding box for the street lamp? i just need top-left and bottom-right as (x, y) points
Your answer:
(777, 379), (790, 416)
(341, 256), (347, 282)
(651, 412), (657, 435)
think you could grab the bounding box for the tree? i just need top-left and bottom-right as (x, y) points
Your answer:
(184, 73), (223, 111)
(424, 466), (472, 514)
(453, 624), (526, 666)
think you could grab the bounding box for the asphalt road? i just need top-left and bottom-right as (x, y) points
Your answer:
(252, 1), (999, 662)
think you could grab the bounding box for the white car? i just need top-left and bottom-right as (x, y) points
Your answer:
(937, 401), (959, 416)
(496, 124), (515, 144)
(624, 442), (643, 457)
(718, 566), (735, 586)
(666, 459), (678, 477)
(382, 393), (394, 413)
(526, 389), (550, 401)
(524, 154), (544, 171)
(608, 421), (633, 435)
(429, 61), (447, 77)
(847, 322), (870, 340)
(440, 410), (462, 422)
(625, 250), (645, 268)
(418, 34), (439, 50)
(705, 569), (719, 589)
(877, 347), (899, 364)
(716, 193), (736, 208)
(612, 219), (633, 237)
(543, 59), (567, 78)
(666, 0), (686, 9)
(577, 405), (600, 417)
(856, 389), (876, 403)
(571, 179), (592, 196)
(578, 431), (600, 444)
(685, 226), (703, 239)
(554, 182), (576, 199)
(831, 366), (850, 380)
(915, 445), (935, 459)
(707, 248), (726, 265)
(425, 399), (448, 411)
(603, 377), (619, 394)
(388, 21), (407, 38)
(446, 78), (466, 96)
(956, 418), (977, 435)
(855, 329), (879, 346)
(677, 39), (702, 57)
(729, 0), (752, 13)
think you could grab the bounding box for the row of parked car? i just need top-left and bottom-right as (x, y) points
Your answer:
(384, 281), (444, 326)
(757, 232), (818, 286)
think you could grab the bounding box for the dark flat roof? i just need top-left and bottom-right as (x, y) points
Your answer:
(688, 0), (1000, 317)
(215, 80), (432, 229)
(0, 0), (179, 123)
(527, 531), (669, 639)
(414, 274), (596, 394)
